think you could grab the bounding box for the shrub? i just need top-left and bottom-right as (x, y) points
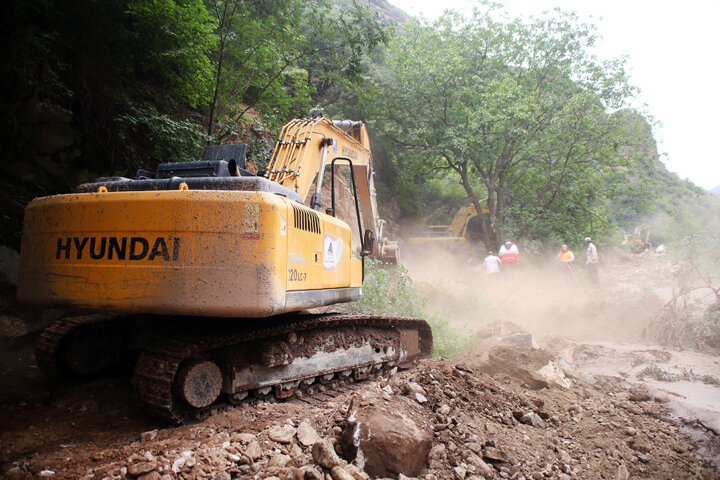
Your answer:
(345, 259), (478, 358)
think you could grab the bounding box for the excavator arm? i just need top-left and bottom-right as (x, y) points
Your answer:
(266, 116), (397, 263)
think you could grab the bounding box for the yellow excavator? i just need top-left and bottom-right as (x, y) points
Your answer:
(17, 115), (431, 423)
(621, 224), (652, 253)
(407, 200), (488, 246)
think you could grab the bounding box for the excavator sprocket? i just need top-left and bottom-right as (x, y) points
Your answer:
(132, 314), (433, 424)
(35, 313), (140, 381)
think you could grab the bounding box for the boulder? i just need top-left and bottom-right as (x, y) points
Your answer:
(497, 332), (539, 349)
(485, 346), (552, 390)
(297, 420), (321, 447)
(242, 440), (263, 460)
(340, 405), (433, 478)
(269, 425), (296, 444)
(330, 466), (355, 480)
(629, 384), (652, 402)
(127, 461), (156, 477)
(312, 439), (344, 470)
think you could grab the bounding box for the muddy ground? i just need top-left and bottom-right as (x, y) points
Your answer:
(1, 252), (719, 479)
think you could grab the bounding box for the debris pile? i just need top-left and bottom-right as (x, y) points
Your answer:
(2, 344), (715, 480)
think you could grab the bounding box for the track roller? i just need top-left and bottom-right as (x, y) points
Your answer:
(174, 360), (223, 409)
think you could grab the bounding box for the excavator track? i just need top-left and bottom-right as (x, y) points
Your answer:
(35, 313), (136, 381)
(132, 314), (432, 424)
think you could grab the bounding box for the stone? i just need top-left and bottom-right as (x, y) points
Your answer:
(290, 442), (304, 458)
(486, 347), (553, 390)
(140, 430), (159, 442)
(415, 392), (428, 404)
(467, 443), (482, 454)
(182, 452), (196, 468)
(466, 453), (493, 477)
(482, 447), (508, 463)
(301, 465), (325, 480)
(339, 405), (432, 479)
(617, 464), (629, 480)
(398, 474), (417, 480)
(330, 466), (355, 480)
(233, 433), (257, 444)
(298, 420), (321, 447)
(343, 464), (369, 480)
(557, 449), (572, 464)
(437, 404), (451, 416)
(653, 394), (670, 404)
(519, 412), (546, 428)
(0, 316), (34, 339)
(497, 333), (539, 349)
(312, 439), (344, 470)
(3, 466), (30, 480)
(269, 425), (297, 444)
(628, 435), (651, 454)
(428, 444), (447, 469)
(127, 462), (156, 477)
(629, 384), (652, 402)
(137, 473), (160, 480)
(243, 441), (263, 460)
(406, 382), (427, 396)
(171, 458), (185, 474)
(454, 465), (467, 479)
(269, 454), (291, 468)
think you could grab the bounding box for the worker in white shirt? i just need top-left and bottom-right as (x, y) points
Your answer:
(585, 237), (599, 285)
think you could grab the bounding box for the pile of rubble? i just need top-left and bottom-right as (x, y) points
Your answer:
(5, 340), (716, 480)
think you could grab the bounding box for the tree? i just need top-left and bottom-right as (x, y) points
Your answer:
(204, 0), (387, 154)
(364, 5), (641, 248)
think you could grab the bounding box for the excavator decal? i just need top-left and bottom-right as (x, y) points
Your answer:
(55, 236), (180, 261)
(323, 233), (342, 271)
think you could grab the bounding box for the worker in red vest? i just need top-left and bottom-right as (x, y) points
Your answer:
(498, 240), (519, 268)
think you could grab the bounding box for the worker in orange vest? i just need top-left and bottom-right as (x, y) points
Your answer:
(557, 244), (574, 263)
(557, 244), (575, 280)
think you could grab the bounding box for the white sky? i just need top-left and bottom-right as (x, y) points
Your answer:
(388, 0), (720, 191)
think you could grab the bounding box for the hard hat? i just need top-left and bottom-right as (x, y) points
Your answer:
(585, 237), (591, 242)
(504, 240), (512, 245)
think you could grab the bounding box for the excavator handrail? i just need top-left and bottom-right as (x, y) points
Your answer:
(265, 115), (394, 262)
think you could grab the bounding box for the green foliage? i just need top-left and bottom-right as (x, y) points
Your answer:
(345, 259), (477, 358)
(126, 0), (216, 107)
(1, 0), (217, 183)
(346, 259), (426, 317)
(204, 0), (387, 142)
(361, 4), (642, 250)
(116, 106), (210, 165)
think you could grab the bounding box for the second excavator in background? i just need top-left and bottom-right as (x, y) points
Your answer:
(406, 200), (488, 247)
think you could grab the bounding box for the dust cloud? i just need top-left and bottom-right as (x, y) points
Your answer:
(400, 244), (668, 346)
